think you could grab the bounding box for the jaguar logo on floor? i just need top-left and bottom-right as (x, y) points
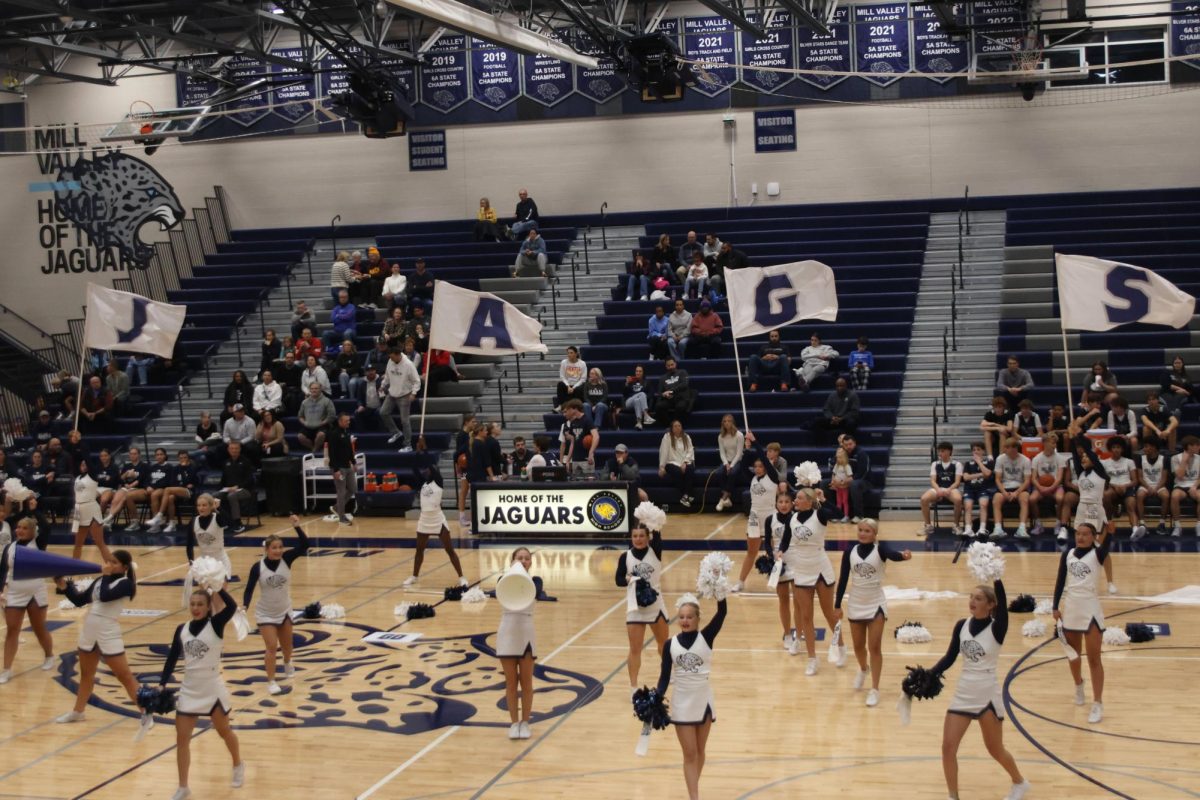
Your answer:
(55, 622), (603, 733)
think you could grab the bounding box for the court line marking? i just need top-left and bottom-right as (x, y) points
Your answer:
(356, 515), (739, 799)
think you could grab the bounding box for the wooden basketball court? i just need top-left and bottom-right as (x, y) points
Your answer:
(2, 515), (1197, 799)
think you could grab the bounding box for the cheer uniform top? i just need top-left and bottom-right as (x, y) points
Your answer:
(243, 526), (308, 626)
(496, 570), (537, 659)
(835, 542), (907, 622)
(1, 534), (50, 609)
(162, 589), (236, 716)
(762, 510), (796, 583)
(932, 580), (1008, 719)
(775, 506), (836, 587)
(184, 512), (234, 605)
(745, 448), (781, 538)
(616, 530), (667, 624)
(73, 473), (104, 526)
(1069, 437), (1109, 530)
(416, 471), (447, 535)
(656, 598), (727, 725)
(1053, 539), (1109, 633)
(65, 574), (135, 656)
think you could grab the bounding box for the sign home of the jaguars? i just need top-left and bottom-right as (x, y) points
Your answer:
(31, 124), (185, 273)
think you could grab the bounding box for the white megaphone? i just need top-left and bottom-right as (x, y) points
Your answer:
(495, 560), (536, 612)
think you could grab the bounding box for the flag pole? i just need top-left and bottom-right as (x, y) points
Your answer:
(73, 303), (89, 432)
(730, 333), (751, 434)
(1061, 322), (1075, 423)
(417, 282), (436, 445)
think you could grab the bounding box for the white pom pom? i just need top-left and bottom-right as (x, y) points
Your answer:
(76, 578), (94, 593)
(895, 624), (933, 644)
(1035, 599), (1053, 615)
(966, 542), (1006, 582)
(675, 593), (700, 610)
(232, 608), (250, 641)
(320, 603), (345, 620)
(189, 557), (227, 592)
(1022, 619), (1047, 638)
(633, 502), (667, 532)
(58, 599), (76, 611)
(394, 602), (412, 616)
(696, 552), (734, 599)
(1103, 626), (1131, 646)
(3, 478), (32, 503)
(793, 461), (822, 487)
(462, 586), (488, 604)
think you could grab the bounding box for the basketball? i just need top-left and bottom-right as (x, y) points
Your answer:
(397, 484), (412, 492)
(581, 434), (593, 450)
(456, 453), (467, 470)
(1038, 474), (1056, 488)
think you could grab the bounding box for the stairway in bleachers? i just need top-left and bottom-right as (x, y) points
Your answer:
(883, 211), (1007, 513)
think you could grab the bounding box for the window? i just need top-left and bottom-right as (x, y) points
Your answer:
(1045, 27), (1167, 88)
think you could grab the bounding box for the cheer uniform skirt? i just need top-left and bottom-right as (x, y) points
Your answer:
(1062, 594), (1105, 633)
(1074, 502), (1107, 531)
(845, 586), (887, 623)
(78, 614), (124, 656)
(784, 550), (836, 588)
(5, 577), (48, 609)
(177, 667), (233, 716)
(626, 596), (667, 625)
(416, 509), (448, 535)
(74, 501), (104, 526)
(948, 672), (1006, 719)
(672, 678), (715, 725)
(496, 609), (536, 658)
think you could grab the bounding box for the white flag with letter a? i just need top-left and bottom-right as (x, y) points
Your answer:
(427, 280), (549, 356)
(83, 283), (186, 358)
(724, 261), (838, 338)
(1055, 254), (1196, 331)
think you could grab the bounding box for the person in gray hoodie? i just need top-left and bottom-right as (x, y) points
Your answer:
(667, 298), (692, 362)
(297, 382), (336, 452)
(795, 333), (839, 391)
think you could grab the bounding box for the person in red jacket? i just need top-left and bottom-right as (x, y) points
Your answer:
(294, 328), (324, 362)
(689, 300), (724, 359)
(423, 349), (464, 395)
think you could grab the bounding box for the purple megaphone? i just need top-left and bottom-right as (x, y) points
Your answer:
(9, 545), (102, 580)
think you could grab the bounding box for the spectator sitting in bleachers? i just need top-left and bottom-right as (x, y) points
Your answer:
(647, 305), (670, 361)
(623, 365), (655, 430)
(193, 412), (221, 466)
(702, 233), (722, 267)
(474, 197), (501, 242)
(252, 370), (284, 417)
(329, 250), (362, 307)
(825, 434), (868, 522)
(297, 383), (336, 453)
(1103, 437), (1138, 534)
(323, 290), (358, 353)
(658, 420), (696, 508)
(651, 234), (675, 279)
(559, 400), (599, 473)
(764, 440), (789, 483)
(362, 247), (387, 308)
(1136, 437), (1169, 536)
(102, 447), (150, 531)
(1013, 399), (1043, 439)
(627, 251), (651, 301)
(335, 340), (365, 399)
(260, 329), (282, 377)
(222, 404), (260, 464)
(295, 327), (323, 361)
(667, 299), (691, 362)
(105, 360), (130, 414)
(1047, 402), (1070, 433)
(1078, 392), (1106, 431)
(920, 441), (962, 536)
(408, 258), (434, 315)
(220, 370), (254, 425)
(382, 306), (406, 347)
(278, 352), (304, 415)
(513, 228), (553, 279)
(404, 306), (429, 349)
(714, 240), (748, 277)
(364, 336), (391, 375)
(78, 376), (114, 434)
(961, 442), (995, 536)
(1107, 395), (1139, 451)
(1080, 361), (1118, 408)
(652, 358), (692, 427)
(64, 429), (88, 469)
(991, 437), (1032, 539)
(423, 348), (463, 396)
(18, 449), (49, 501)
(28, 410), (59, 450)
(748, 330), (790, 392)
(603, 443), (648, 503)
(509, 188), (539, 239)
(257, 409), (287, 459)
(583, 368), (610, 429)
(382, 262), (407, 312)
(555, 346), (587, 411)
(689, 300), (723, 359)
(302, 355), (331, 397)
(290, 300), (317, 341)
(1162, 355), (1197, 417)
(980, 396), (1014, 458)
(1170, 435), (1200, 537)
(794, 333), (838, 391)
(1141, 392), (1178, 453)
(994, 355), (1034, 411)
(355, 365), (384, 430)
(44, 436), (72, 479)
(145, 448), (178, 532)
(829, 446), (853, 522)
(677, 231), (704, 280)
(402, 337), (422, 375)
(381, 347), (420, 451)
(714, 414), (744, 512)
(126, 353), (154, 386)
(847, 336), (874, 390)
(217, 441), (254, 533)
(812, 378), (860, 445)
(683, 252), (709, 300)
(1029, 433), (1065, 537)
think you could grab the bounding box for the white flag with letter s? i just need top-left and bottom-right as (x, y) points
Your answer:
(724, 261), (838, 338)
(427, 280), (549, 356)
(1055, 254), (1196, 332)
(83, 283), (186, 358)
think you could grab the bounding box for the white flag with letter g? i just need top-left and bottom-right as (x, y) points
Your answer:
(724, 261), (838, 338)
(1055, 254), (1196, 332)
(427, 280), (549, 356)
(83, 283), (186, 358)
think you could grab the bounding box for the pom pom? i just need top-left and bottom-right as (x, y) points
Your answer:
(406, 602), (435, 620)
(462, 586), (487, 604)
(2, 478), (32, 503)
(443, 585), (466, 601)
(58, 599), (76, 611)
(754, 554), (774, 575)
(696, 552), (733, 600)
(1035, 598), (1053, 616)
(966, 541), (1006, 582)
(232, 608), (250, 641)
(793, 461), (822, 487)
(1008, 593), (1036, 613)
(302, 601), (322, 620)
(136, 685), (176, 715)
(1125, 622), (1156, 643)
(633, 502), (667, 532)
(320, 603), (345, 620)
(635, 580), (659, 608)
(675, 593), (700, 610)
(188, 556), (227, 592)
(901, 665), (944, 700)
(1022, 619), (1047, 638)
(894, 621), (933, 644)
(1103, 626), (1131, 646)
(631, 687), (671, 730)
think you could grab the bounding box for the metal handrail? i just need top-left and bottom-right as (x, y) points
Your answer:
(330, 215), (342, 257)
(599, 203), (608, 249)
(0, 303), (73, 372)
(497, 370), (507, 429)
(941, 327), (950, 423)
(931, 401), (939, 462)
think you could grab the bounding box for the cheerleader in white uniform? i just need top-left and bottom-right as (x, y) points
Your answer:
(1067, 427), (1117, 594)
(497, 547), (536, 739)
(0, 517), (56, 683)
(161, 587), (244, 800)
(1053, 521), (1108, 724)
(242, 515), (309, 696)
(655, 593), (727, 800)
(774, 488), (842, 675)
(763, 492), (800, 655)
(616, 521), (669, 692)
(933, 578), (1031, 800)
(732, 440), (785, 592)
(402, 466), (466, 589)
(71, 460), (111, 563)
(832, 518), (911, 706)
(54, 550), (150, 736)
(183, 494), (234, 605)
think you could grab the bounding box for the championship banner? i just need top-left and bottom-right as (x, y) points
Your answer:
(972, 0), (1027, 57)
(854, 3), (911, 87)
(472, 483), (634, 536)
(419, 34), (470, 113)
(176, 63), (218, 131)
(271, 47), (316, 124)
(523, 29), (575, 106)
(740, 12), (796, 93)
(913, 5), (969, 82)
(224, 54), (270, 127)
(796, 7), (852, 90)
(573, 29), (627, 103)
(470, 38), (520, 110)
(1172, 0), (1200, 72)
(684, 16), (737, 96)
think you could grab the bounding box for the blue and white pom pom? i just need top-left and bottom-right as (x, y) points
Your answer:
(1102, 626), (1131, 646)
(462, 586), (488, 604)
(634, 501), (667, 532)
(1125, 622), (1156, 643)
(635, 579), (659, 608)
(793, 461), (822, 487)
(189, 556), (227, 592)
(394, 602), (435, 620)
(966, 541), (1006, 582)
(632, 687), (671, 730)
(302, 601), (322, 619)
(137, 685), (176, 715)
(894, 621), (933, 644)
(1035, 598), (1053, 615)
(2, 478), (33, 504)
(1022, 619), (1047, 638)
(696, 552), (733, 600)
(319, 603), (345, 620)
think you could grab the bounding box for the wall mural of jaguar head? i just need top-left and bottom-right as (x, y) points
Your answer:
(54, 622), (604, 734)
(54, 152), (185, 265)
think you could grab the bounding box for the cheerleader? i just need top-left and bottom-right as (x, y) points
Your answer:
(1067, 427), (1117, 595)
(615, 521), (669, 693)
(933, 579), (1031, 800)
(401, 465), (466, 588)
(71, 459), (111, 562)
(655, 593), (727, 800)
(832, 518), (911, 706)
(731, 437), (784, 593)
(498, 547), (536, 739)
(160, 587), (244, 799)
(773, 487), (843, 675)
(242, 515), (308, 695)
(763, 492), (800, 655)
(1052, 521), (1108, 724)
(53, 550), (150, 738)
(0, 517), (56, 683)
(184, 494), (234, 604)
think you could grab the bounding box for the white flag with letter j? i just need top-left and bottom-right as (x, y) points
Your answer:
(1055, 254), (1196, 331)
(427, 280), (549, 356)
(724, 260), (838, 338)
(83, 283), (186, 358)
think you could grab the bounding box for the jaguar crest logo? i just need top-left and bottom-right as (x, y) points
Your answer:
(631, 562), (654, 579)
(183, 638), (210, 660)
(54, 152), (184, 265)
(55, 623), (602, 734)
(675, 652), (703, 673)
(853, 562), (877, 579)
(960, 638), (986, 663)
(263, 574), (288, 589)
(794, 525), (814, 541)
(1068, 561), (1092, 580)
